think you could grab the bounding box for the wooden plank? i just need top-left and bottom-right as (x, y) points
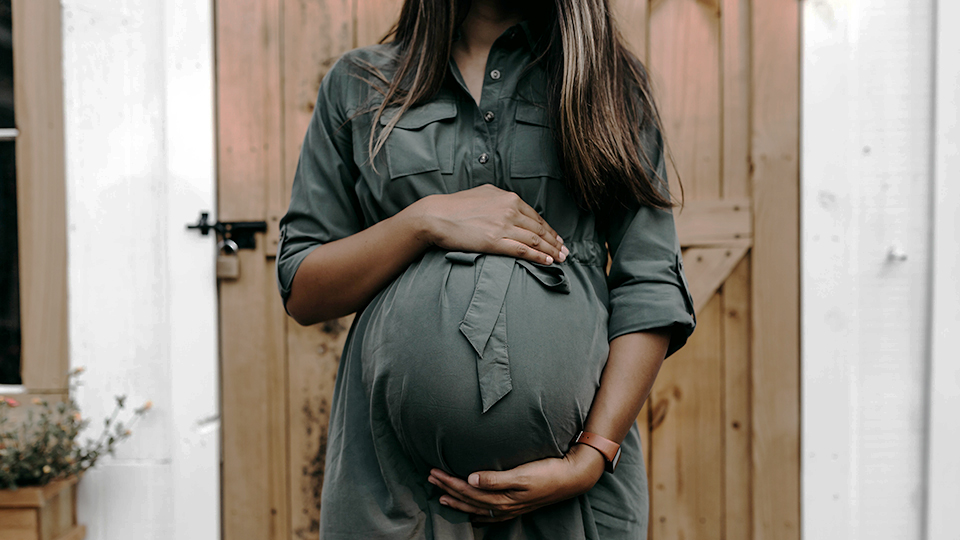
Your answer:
(750, 0), (800, 538)
(675, 198), (751, 247)
(722, 255), (752, 540)
(649, 292), (724, 540)
(216, 0), (290, 538)
(163, 1), (221, 537)
(286, 318), (352, 539)
(805, 3), (933, 536)
(0, 477), (78, 509)
(278, 0), (354, 255)
(11, 0), (69, 392)
(0, 508), (37, 540)
(927, 0), (960, 536)
(649, 0), (722, 200)
(681, 246), (749, 315)
(721, 0), (751, 199)
(281, 2), (355, 535)
(51, 526), (85, 540)
(799, 4), (858, 537)
(355, 0), (403, 47)
(612, 0), (649, 61)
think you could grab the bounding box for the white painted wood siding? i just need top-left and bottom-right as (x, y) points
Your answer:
(61, 1), (219, 539)
(802, 1), (935, 539)
(925, 0), (960, 537)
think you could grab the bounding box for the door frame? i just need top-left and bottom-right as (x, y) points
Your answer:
(164, 1), (221, 538)
(926, 0), (960, 536)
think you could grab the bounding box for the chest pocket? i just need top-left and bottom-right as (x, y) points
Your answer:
(380, 100), (458, 179)
(511, 102), (562, 180)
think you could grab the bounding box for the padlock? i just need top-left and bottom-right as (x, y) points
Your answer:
(217, 238), (241, 280)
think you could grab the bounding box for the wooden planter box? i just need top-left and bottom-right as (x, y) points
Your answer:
(0, 476), (85, 540)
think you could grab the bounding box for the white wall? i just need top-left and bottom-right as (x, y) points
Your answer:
(61, 1), (219, 539)
(802, 0), (937, 539)
(925, 0), (960, 537)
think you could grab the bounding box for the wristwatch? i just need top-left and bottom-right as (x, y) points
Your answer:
(572, 431), (622, 473)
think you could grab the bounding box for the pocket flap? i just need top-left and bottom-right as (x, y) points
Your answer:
(514, 102), (552, 127)
(380, 100), (458, 129)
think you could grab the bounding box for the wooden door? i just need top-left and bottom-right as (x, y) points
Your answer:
(625, 1), (801, 539)
(214, 1), (800, 539)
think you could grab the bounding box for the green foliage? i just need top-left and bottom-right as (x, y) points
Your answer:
(0, 367), (152, 490)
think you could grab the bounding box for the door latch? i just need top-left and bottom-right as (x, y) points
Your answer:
(186, 211), (268, 250)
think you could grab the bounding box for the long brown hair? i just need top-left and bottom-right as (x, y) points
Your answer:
(361, 0), (678, 211)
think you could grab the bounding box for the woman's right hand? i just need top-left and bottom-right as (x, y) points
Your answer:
(410, 184), (569, 265)
(287, 184), (568, 325)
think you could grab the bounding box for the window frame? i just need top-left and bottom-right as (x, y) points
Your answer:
(0, 0), (68, 395)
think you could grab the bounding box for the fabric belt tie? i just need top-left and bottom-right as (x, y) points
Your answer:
(444, 252), (570, 413)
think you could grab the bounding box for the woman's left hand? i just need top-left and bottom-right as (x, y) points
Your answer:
(427, 443), (607, 523)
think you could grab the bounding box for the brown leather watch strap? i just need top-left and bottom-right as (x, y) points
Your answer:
(573, 431), (622, 473)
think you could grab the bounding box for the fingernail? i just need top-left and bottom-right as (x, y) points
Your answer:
(561, 245), (569, 256)
(557, 235), (564, 244)
(558, 251), (567, 263)
(440, 498), (449, 506)
(468, 473), (480, 487)
(428, 476), (438, 486)
(545, 255), (554, 264)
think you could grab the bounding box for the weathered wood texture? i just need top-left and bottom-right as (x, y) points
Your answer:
(216, 0), (289, 539)
(750, 0), (800, 538)
(626, 1), (798, 539)
(216, 1), (799, 538)
(0, 476), (86, 540)
(650, 293), (725, 538)
(12, 0), (69, 392)
(217, 1), (404, 538)
(676, 199), (751, 247)
(280, 1), (353, 537)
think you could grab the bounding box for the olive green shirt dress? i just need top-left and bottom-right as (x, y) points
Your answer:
(276, 20), (697, 540)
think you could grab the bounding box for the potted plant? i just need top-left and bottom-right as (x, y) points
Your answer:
(0, 367), (151, 540)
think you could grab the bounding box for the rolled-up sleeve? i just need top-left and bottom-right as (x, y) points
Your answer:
(276, 56), (364, 313)
(605, 128), (696, 358)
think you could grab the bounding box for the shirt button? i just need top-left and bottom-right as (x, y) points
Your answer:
(490, 69), (501, 80)
(478, 153), (489, 164)
(483, 111), (496, 122)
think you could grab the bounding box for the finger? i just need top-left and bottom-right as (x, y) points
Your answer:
(511, 214), (565, 262)
(429, 470), (517, 509)
(508, 225), (563, 263)
(512, 204), (563, 250)
(496, 238), (556, 265)
(468, 471), (527, 492)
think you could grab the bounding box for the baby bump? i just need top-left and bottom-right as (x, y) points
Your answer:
(360, 249), (609, 478)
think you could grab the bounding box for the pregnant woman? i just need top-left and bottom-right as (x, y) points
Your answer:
(276, 0), (696, 537)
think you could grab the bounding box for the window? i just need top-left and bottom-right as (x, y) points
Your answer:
(0, 0), (67, 392)
(0, 0), (18, 385)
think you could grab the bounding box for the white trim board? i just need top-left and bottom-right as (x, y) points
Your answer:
(802, 1), (936, 539)
(63, 1), (219, 538)
(164, 1), (220, 539)
(925, 0), (960, 537)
